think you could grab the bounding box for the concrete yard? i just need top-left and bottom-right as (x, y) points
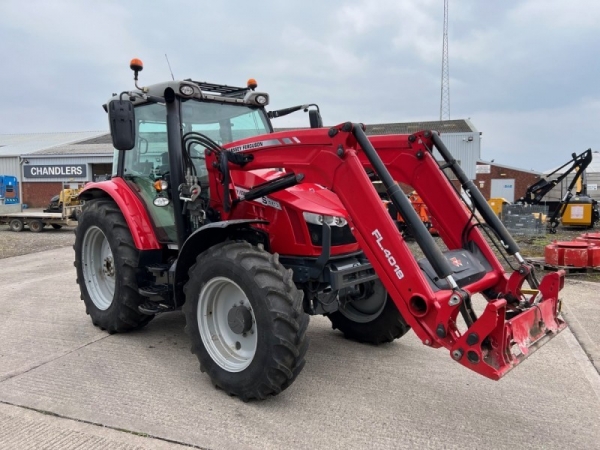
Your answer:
(1, 247), (599, 449)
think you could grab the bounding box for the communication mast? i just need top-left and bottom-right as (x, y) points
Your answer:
(440, 0), (450, 121)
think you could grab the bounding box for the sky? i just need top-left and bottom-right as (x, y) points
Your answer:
(0, 0), (598, 172)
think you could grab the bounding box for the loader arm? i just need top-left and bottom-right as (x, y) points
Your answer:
(363, 134), (507, 277)
(209, 123), (565, 380)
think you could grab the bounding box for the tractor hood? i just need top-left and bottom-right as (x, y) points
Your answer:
(232, 169), (348, 218)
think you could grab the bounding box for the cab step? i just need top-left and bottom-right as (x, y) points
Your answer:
(138, 284), (169, 299)
(138, 301), (176, 315)
(145, 264), (172, 275)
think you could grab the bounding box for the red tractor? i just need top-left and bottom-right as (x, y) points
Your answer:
(74, 60), (566, 401)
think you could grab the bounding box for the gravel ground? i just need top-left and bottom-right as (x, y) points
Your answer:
(0, 225), (76, 259)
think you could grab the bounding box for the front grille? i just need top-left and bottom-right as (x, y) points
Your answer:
(307, 223), (356, 246)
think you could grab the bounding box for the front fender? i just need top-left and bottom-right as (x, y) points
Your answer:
(174, 219), (268, 305)
(79, 178), (161, 250)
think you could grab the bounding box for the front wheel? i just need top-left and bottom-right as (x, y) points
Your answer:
(183, 242), (309, 401)
(74, 199), (153, 333)
(327, 280), (410, 344)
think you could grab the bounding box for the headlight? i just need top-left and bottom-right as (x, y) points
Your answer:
(153, 196), (170, 207)
(244, 91), (270, 106)
(303, 211), (347, 227)
(255, 94), (268, 105)
(180, 85), (194, 96)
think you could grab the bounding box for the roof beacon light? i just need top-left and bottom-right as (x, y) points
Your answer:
(247, 78), (257, 91)
(130, 58), (144, 90)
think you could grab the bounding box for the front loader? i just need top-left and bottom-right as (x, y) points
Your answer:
(74, 60), (565, 401)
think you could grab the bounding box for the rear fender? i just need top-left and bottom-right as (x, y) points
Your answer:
(174, 219), (269, 305)
(79, 179), (161, 250)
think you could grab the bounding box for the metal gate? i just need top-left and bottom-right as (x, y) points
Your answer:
(491, 179), (515, 203)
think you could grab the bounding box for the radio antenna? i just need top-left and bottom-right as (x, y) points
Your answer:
(165, 54), (175, 80)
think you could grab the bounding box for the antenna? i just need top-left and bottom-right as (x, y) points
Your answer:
(165, 54), (175, 81)
(439, 0), (450, 121)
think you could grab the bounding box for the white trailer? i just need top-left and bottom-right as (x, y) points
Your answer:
(0, 205), (80, 232)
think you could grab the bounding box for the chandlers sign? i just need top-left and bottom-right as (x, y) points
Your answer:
(24, 164), (87, 179)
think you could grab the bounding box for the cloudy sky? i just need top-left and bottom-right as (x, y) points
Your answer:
(1, 0), (598, 171)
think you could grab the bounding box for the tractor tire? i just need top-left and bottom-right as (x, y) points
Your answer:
(183, 241), (309, 401)
(29, 220), (44, 233)
(327, 280), (410, 344)
(74, 199), (154, 333)
(9, 219), (23, 232)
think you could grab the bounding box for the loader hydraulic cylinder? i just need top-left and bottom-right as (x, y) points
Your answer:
(352, 124), (454, 281)
(430, 132), (520, 256)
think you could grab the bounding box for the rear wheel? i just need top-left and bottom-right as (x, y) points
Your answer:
(327, 280), (410, 344)
(74, 199), (153, 333)
(183, 241), (309, 401)
(51, 224), (62, 230)
(29, 220), (44, 233)
(9, 219), (23, 232)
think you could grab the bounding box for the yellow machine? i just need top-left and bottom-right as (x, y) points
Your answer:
(561, 196), (596, 227)
(516, 149), (597, 233)
(57, 187), (83, 207)
(487, 198), (510, 219)
(561, 170), (596, 227)
(44, 183), (84, 214)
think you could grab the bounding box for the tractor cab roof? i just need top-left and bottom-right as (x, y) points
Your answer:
(105, 79), (270, 110)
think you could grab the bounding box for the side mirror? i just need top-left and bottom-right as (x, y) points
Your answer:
(108, 99), (136, 150)
(309, 109), (323, 128)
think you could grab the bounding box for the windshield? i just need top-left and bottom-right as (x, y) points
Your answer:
(114, 99), (271, 242)
(182, 100), (271, 144)
(116, 100), (270, 178)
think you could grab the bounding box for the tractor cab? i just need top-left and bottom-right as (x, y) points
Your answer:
(106, 60), (323, 245)
(107, 76), (274, 243)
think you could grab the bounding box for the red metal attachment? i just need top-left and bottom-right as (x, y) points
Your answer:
(545, 239), (600, 268)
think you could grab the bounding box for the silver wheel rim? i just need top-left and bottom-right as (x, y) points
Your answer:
(81, 226), (115, 311)
(198, 277), (257, 372)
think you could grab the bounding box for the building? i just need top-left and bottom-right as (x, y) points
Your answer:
(0, 132), (109, 211)
(475, 160), (541, 202)
(0, 118), (480, 212)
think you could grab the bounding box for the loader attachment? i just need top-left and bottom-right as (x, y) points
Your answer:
(213, 122), (567, 381)
(350, 124), (567, 380)
(449, 270), (566, 379)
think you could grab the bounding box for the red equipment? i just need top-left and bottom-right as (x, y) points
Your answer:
(545, 241), (600, 268)
(545, 233), (600, 268)
(388, 191), (438, 237)
(211, 125), (565, 380)
(74, 62), (566, 401)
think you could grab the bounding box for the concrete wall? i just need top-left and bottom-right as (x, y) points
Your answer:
(475, 164), (540, 201)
